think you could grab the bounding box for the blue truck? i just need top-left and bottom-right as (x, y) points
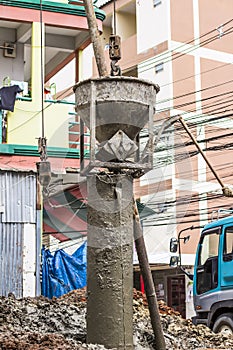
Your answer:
(170, 210), (233, 334)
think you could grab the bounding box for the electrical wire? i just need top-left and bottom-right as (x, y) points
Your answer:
(33, 19), (233, 109)
(9, 20), (233, 134)
(138, 25), (233, 74)
(137, 122), (233, 183)
(156, 88), (233, 114)
(9, 88), (76, 133)
(15, 17), (233, 227)
(10, 74), (233, 135)
(40, 0), (45, 138)
(142, 195), (232, 221)
(2, 2), (231, 246)
(156, 78), (233, 106)
(122, 18), (233, 74)
(113, 0), (116, 35)
(43, 231), (87, 240)
(46, 196), (87, 208)
(160, 61), (231, 89)
(9, 16), (233, 134)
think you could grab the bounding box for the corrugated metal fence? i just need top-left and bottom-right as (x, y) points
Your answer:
(0, 171), (37, 297)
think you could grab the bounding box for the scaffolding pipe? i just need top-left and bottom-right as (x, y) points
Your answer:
(178, 116), (233, 197)
(134, 202), (166, 350)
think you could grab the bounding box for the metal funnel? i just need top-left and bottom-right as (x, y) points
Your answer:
(73, 76), (160, 143)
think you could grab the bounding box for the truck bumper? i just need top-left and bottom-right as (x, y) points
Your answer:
(192, 315), (208, 326)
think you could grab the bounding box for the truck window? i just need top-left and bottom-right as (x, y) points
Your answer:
(198, 231), (219, 266)
(223, 227), (233, 261)
(224, 227), (233, 254)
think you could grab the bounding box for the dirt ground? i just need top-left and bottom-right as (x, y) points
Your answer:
(0, 289), (233, 350)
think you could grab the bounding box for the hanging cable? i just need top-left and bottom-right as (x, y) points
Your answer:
(109, 0), (121, 76)
(37, 0), (51, 188)
(40, 0), (45, 141)
(38, 0), (47, 163)
(121, 19), (233, 76)
(113, 0), (116, 35)
(138, 18), (233, 69)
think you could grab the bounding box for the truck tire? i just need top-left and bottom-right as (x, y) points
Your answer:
(212, 313), (233, 335)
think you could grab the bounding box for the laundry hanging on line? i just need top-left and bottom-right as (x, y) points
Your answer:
(0, 85), (23, 112)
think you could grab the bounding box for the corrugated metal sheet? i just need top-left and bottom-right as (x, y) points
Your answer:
(0, 171), (37, 297)
(0, 222), (23, 297)
(0, 172), (37, 223)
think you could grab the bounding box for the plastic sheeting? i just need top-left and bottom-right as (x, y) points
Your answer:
(42, 241), (87, 299)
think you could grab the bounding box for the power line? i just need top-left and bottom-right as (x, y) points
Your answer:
(137, 29), (233, 75)
(156, 78), (233, 106)
(157, 88), (233, 113)
(123, 18), (233, 75)
(160, 61), (231, 89)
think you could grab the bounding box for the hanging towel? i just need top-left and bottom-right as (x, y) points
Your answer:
(0, 85), (23, 112)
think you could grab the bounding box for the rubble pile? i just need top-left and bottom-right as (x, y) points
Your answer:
(0, 289), (233, 349)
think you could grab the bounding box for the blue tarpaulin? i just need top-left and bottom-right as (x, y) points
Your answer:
(42, 241), (87, 298)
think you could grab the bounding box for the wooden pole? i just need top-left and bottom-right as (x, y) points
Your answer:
(82, 0), (108, 77)
(134, 202), (166, 350)
(178, 116), (233, 197)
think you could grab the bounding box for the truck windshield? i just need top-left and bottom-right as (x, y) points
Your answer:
(196, 228), (220, 294)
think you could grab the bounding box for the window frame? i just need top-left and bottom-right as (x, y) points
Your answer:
(155, 62), (164, 74)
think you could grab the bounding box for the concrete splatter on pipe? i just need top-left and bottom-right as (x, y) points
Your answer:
(87, 174), (134, 349)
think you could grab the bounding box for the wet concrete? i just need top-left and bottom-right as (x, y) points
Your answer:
(87, 174), (134, 349)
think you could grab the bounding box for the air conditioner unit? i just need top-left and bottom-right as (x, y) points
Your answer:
(3, 42), (16, 58)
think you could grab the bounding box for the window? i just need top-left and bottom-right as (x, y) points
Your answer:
(223, 226), (233, 261)
(198, 230), (219, 266)
(224, 228), (233, 254)
(155, 62), (164, 74)
(153, 0), (162, 7)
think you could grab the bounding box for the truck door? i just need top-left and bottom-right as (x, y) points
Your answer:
(195, 228), (220, 295)
(220, 226), (233, 287)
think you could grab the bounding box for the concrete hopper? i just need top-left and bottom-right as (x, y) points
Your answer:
(73, 76), (160, 176)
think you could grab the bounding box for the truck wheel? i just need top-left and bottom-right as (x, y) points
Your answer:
(212, 313), (233, 335)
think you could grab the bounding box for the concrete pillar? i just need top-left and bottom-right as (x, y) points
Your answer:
(87, 173), (134, 349)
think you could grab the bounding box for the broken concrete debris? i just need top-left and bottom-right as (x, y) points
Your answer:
(0, 289), (232, 349)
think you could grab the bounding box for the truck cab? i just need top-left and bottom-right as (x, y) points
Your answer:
(192, 213), (233, 334)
